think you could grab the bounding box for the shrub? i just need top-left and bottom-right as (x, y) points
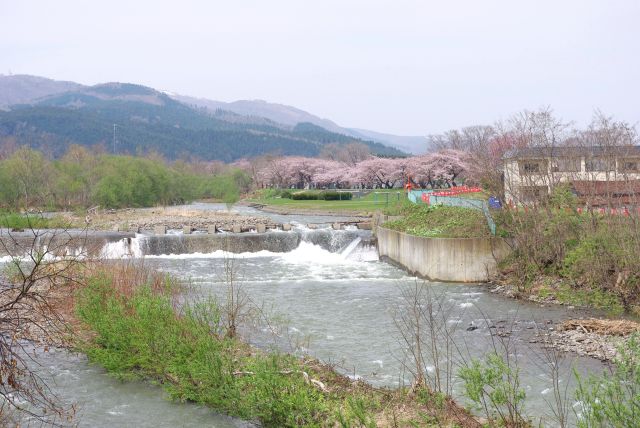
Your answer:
(459, 352), (527, 425)
(321, 191), (352, 201)
(279, 189), (293, 199)
(575, 334), (640, 427)
(291, 191), (319, 200)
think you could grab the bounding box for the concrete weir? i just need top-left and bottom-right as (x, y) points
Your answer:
(0, 229), (137, 258)
(376, 226), (512, 282)
(0, 224), (376, 259)
(141, 232), (301, 255)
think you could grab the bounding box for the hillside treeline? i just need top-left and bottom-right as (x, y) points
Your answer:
(0, 145), (251, 210)
(0, 103), (404, 162)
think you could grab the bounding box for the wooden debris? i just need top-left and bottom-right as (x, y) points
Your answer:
(560, 318), (640, 336)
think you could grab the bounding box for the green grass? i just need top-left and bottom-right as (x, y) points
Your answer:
(0, 212), (71, 229)
(383, 204), (490, 238)
(247, 189), (408, 213)
(535, 282), (626, 315)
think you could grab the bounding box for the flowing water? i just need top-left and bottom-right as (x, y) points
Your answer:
(8, 205), (609, 426)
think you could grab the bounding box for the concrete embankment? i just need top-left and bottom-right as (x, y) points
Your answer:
(376, 226), (511, 282)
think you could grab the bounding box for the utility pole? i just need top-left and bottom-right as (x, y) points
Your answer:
(112, 124), (117, 154)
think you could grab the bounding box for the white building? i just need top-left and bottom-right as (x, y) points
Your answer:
(503, 146), (640, 206)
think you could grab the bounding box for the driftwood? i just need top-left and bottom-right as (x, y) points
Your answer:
(560, 318), (640, 336)
(232, 369), (329, 393)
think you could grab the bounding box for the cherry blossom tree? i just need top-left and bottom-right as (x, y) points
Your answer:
(406, 155), (436, 188)
(427, 149), (470, 187)
(354, 157), (398, 188)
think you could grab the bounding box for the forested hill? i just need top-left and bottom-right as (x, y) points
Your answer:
(0, 82), (405, 161)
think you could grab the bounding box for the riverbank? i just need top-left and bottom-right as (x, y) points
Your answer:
(71, 262), (480, 428)
(486, 277), (640, 362)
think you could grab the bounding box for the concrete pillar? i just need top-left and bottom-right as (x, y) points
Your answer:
(183, 226), (192, 234)
(256, 223), (266, 233)
(282, 223), (292, 231)
(154, 225), (167, 235)
(208, 225), (218, 234)
(232, 224), (242, 233)
(332, 222), (342, 230)
(357, 222), (372, 230)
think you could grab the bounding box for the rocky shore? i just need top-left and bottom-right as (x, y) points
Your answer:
(68, 206), (273, 232)
(528, 318), (640, 362)
(487, 281), (640, 362)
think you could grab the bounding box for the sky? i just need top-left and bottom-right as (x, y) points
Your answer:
(1, 0), (639, 136)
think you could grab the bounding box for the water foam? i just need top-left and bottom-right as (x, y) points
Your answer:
(278, 241), (357, 265)
(340, 237), (362, 258)
(100, 235), (143, 259)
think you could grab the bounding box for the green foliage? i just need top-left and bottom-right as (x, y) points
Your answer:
(321, 191), (353, 201)
(199, 174), (241, 206)
(260, 188), (294, 199)
(0, 147), (54, 209)
(74, 272), (390, 427)
(291, 191), (320, 200)
(384, 204), (490, 238)
(290, 191), (353, 201)
(0, 146), (252, 209)
(538, 282), (625, 315)
(336, 397), (378, 428)
(575, 334), (640, 428)
(0, 212), (69, 230)
(497, 188), (640, 312)
(549, 183), (578, 210)
(458, 352), (526, 425)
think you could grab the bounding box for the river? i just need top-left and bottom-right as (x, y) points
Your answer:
(15, 204), (608, 426)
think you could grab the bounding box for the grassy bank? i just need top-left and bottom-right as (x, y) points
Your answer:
(383, 204), (490, 238)
(0, 212), (71, 230)
(74, 265), (478, 428)
(246, 189), (409, 214)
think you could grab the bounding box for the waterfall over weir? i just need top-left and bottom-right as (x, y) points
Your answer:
(96, 225), (378, 261)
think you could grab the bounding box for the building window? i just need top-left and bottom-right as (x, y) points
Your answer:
(519, 161), (544, 175)
(585, 157), (614, 172)
(621, 159), (639, 172)
(552, 157), (581, 172)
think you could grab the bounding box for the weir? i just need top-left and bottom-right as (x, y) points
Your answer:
(0, 226), (377, 260)
(137, 226), (376, 257)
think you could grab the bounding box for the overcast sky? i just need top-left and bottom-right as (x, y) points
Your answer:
(1, 1), (638, 135)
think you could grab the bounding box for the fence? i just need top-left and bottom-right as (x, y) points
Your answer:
(408, 189), (497, 236)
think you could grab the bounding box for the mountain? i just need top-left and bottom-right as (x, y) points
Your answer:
(172, 95), (426, 153)
(0, 81), (405, 161)
(0, 74), (84, 109)
(174, 95), (346, 134)
(346, 128), (427, 154)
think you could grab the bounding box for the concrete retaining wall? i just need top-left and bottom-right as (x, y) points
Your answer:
(376, 227), (511, 282)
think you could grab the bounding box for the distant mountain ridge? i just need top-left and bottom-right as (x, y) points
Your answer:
(0, 74), (83, 109)
(174, 94), (427, 153)
(0, 77), (405, 161)
(0, 74), (424, 159)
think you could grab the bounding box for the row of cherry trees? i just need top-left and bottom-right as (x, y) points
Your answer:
(233, 149), (471, 189)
